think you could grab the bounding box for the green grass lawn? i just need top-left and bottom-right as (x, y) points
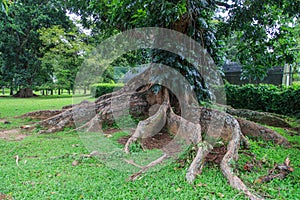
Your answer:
(0, 96), (299, 199)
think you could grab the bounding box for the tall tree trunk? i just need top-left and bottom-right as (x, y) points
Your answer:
(10, 87), (13, 95)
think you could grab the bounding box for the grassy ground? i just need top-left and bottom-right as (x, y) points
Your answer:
(0, 96), (299, 199)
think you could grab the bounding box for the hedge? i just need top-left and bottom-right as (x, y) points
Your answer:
(90, 83), (124, 97)
(223, 84), (300, 117)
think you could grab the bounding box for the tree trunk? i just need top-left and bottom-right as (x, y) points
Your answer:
(10, 87), (14, 95)
(14, 88), (34, 98)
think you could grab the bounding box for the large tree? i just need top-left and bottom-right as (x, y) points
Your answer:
(0, 0), (72, 97)
(38, 25), (86, 95)
(20, 1), (297, 199)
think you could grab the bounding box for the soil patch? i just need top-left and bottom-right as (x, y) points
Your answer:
(0, 129), (28, 141)
(118, 132), (173, 150)
(206, 146), (227, 164)
(118, 131), (227, 164)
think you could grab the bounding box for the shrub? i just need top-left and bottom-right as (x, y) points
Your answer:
(90, 83), (124, 97)
(224, 83), (300, 116)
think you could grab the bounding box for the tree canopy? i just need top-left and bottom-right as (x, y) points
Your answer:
(38, 25), (86, 94)
(0, 0), (299, 97)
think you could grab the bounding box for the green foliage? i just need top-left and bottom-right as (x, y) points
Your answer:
(0, 0), (72, 93)
(90, 83), (124, 98)
(1, 0), (298, 100)
(38, 25), (87, 92)
(1, 0), (9, 14)
(66, 0), (222, 102)
(224, 84), (300, 116)
(220, 0), (299, 80)
(66, 0), (300, 102)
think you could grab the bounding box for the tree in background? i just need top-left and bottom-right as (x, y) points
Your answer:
(0, 0), (71, 97)
(220, 0), (299, 81)
(38, 25), (86, 95)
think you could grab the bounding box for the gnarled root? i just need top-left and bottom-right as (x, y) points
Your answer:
(124, 103), (168, 153)
(124, 88), (170, 153)
(124, 102), (262, 199)
(185, 144), (211, 183)
(220, 117), (262, 200)
(237, 118), (290, 147)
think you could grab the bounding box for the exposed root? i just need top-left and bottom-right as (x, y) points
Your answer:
(86, 115), (102, 132)
(167, 110), (202, 145)
(124, 103), (168, 153)
(220, 117), (262, 200)
(127, 153), (169, 181)
(186, 144), (211, 183)
(124, 88), (170, 153)
(227, 108), (291, 128)
(124, 101), (261, 199)
(19, 110), (63, 120)
(123, 159), (143, 169)
(237, 118), (290, 147)
(39, 116), (72, 134)
(17, 69), (292, 200)
(254, 157), (293, 184)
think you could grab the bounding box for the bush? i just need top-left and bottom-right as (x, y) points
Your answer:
(90, 83), (124, 97)
(224, 83), (300, 116)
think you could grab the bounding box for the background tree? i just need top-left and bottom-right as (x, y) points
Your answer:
(38, 25), (86, 95)
(0, 0), (71, 97)
(219, 0), (300, 80)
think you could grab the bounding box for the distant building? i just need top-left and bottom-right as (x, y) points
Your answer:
(222, 62), (288, 85)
